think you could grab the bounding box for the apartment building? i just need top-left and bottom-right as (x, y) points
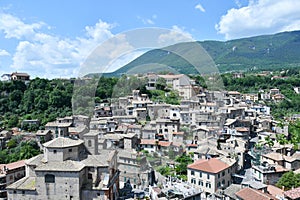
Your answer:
(187, 158), (236, 194)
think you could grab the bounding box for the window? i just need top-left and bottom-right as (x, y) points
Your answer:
(88, 173), (93, 180)
(222, 171), (225, 176)
(191, 178), (196, 184)
(45, 174), (55, 183)
(69, 148), (72, 152)
(207, 174), (210, 179)
(199, 172), (202, 178)
(88, 140), (92, 147)
(206, 182), (211, 188)
(53, 150), (57, 154)
(191, 170), (195, 175)
(198, 180), (203, 186)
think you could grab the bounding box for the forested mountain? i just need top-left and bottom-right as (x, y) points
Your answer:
(103, 30), (300, 76)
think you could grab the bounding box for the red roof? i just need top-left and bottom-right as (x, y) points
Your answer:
(158, 141), (171, 147)
(173, 132), (184, 135)
(140, 139), (157, 145)
(236, 187), (275, 200)
(187, 158), (230, 173)
(267, 185), (284, 198)
(284, 187), (300, 200)
(236, 127), (249, 132)
(0, 160), (25, 175)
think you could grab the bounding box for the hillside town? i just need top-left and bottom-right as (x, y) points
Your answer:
(0, 71), (300, 200)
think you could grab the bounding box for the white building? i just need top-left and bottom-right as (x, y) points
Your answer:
(187, 158), (236, 194)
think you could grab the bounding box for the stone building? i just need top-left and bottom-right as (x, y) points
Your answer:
(7, 137), (119, 200)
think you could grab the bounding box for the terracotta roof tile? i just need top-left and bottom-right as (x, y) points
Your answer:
(158, 141), (171, 147)
(187, 144), (198, 147)
(173, 132), (184, 135)
(0, 160), (25, 175)
(267, 185), (284, 198)
(187, 158), (230, 173)
(284, 187), (300, 199)
(140, 139), (157, 145)
(236, 187), (275, 200)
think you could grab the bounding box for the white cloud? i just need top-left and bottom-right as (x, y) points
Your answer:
(137, 15), (156, 25)
(0, 13), (44, 39)
(195, 3), (206, 13)
(2, 15), (115, 78)
(0, 49), (10, 56)
(158, 26), (194, 46)
(216, 0), (300, 40)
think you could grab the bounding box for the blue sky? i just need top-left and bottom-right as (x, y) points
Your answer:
(1, 0), (300, 78)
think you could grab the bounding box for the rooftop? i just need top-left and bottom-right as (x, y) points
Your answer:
(262, 152), (284, 161)
(11, 72), (30, 77)
(0, 160), (25, 174)
(187, 158), (230, 173)
(35, 160), (85, 172)
(45, 121), (72, 127)
(36, 129), (52, 136)
(140, 139), (157, 145)
(82, 154), (112, 167)
(266, 185), (284, 199)
(25, 154), (44, 166)
(158, 141), (171, 147)
(6, 177), (36, 191)
(235, 187), (275, 200)
(43, 137), (84, 148)
(284, 187), (300, 200)
(158, 74), (185, 79)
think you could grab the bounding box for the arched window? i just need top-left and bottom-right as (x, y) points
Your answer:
(45, 174), (55, 183)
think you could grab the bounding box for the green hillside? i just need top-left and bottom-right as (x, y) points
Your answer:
(102, 30), (300, 76)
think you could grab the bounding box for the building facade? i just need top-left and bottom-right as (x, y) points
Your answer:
(7, 137), (119, 200)
(187, 158), (236, 194)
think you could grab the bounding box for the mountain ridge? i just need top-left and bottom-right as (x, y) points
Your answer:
(94, 30), (300, 77)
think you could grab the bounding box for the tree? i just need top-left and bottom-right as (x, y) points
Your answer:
(157, 166), (171, 176)
(276, 171), (300, 190)
(7, 116), (19, 128)
(276, 133), (289, 154)
(288, 120), (300, 149)
(156, 77), (167, 90)
(7, 138), (17, 149)
(19, 142), (41, 160)
(264, 136), (274, 147)
(174, 154), (193, 176)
